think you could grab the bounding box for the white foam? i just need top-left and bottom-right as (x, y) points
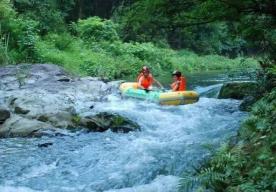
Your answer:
(105, 175), (180, 192)
(21, 162), (57, 180)
(0, 92), (246, 191)
(0, 186), (44, 192)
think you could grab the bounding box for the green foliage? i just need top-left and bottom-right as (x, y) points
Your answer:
(35, 34), (135, 78)
(180, 89), (276, 192)
(8, 17), (39, 62)
(35, 32), (257, 79)
(0, 0), (41, 63)
(114, 0), (249, 56)
(73, 17), (119, 42)
(190, 0), (276, 61)
(13, 0), (75, 34)
(169, 50), (257, 72)
(0, 0), (14, 21)
(113, 0), (169, 43)
(45, 33), (73, 51)
(0, 0), (14, 65)
(0, 31), (10, 65)
(72, 115), (81, 125)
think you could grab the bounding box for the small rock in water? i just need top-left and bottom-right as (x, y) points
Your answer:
(38, 142), (53, 148)
(79, 112), (140, 133)
(14, 106), (30, 115)
(57, 77), (71, 82)
(0, 108), (10, 124)
(37, 115), (49, 122)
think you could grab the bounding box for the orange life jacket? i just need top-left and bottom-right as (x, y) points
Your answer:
(138, 74), (153, 89)
(171, 76), (186, 91)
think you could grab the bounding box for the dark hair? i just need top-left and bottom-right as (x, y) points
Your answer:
(172, 70), (181, 77)
(141, 66), (150, 73)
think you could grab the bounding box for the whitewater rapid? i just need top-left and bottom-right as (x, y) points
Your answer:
(0, 86), (246, 192)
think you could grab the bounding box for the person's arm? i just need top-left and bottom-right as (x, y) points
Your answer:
(138, 76), (144, 89)
(153, 78), (164, 89)
(172, 81), (180, 91)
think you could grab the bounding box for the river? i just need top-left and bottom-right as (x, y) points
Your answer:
(0, 71), (252, 192)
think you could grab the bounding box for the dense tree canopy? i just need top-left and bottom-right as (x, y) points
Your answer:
(0, 0), (275, 76)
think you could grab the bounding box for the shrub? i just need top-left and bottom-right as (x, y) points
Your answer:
(13, 0), (69, 34)
(35, 34), (258, 80)
(73, 17), (119, 42)
(35, 37), (142, 78)
(44, 33), (74, 51)
(0, 32), (10, 65)
(0, 0), (14, 21)
(6, 17), (39, 62)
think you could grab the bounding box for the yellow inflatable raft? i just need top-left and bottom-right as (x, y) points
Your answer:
(120, 82), (199, 105)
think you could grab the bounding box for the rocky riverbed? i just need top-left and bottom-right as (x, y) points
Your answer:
(0, 64), (139, 138)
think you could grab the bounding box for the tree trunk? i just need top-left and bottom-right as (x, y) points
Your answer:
(78, 0), (83, 19)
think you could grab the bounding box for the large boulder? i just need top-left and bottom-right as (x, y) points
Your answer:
(36, 111), (76, 128)
(0, 64), (120, 138)
(0, 108), (10, 124)
(79, 112), (140, 133)
(0, 115), (53, 138)
(218, 81), (257, 100)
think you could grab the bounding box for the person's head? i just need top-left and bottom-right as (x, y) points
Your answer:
(172, 70), (181, 81)
(141, 66), (150, 77)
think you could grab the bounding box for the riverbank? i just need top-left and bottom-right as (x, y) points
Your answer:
(179, 67), (276, 191)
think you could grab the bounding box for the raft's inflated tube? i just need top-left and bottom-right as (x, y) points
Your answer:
(120, 82), (199, 105)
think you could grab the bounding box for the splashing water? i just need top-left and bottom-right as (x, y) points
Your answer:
(0, 73), (248, 192)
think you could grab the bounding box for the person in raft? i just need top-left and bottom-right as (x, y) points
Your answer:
(137, 66), (163, 91)
(171, 70), (187, 91)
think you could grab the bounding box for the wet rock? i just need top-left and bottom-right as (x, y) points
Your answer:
(0, 64), (119, 138)
(79, 112), (140, 133)
(57, 77), (71, 82)
(0, 115), (53, 138)
(38, 142), (53, 148)
(0, 108), (10, 124)
(37, 115), (49, 122)
(218, 81), (257, 100)
(14, 106), (30, 114)
(239, 96), (257, 111)
(45, 111), (76, 128)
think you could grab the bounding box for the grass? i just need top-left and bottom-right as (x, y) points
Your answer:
(0, 32), (10, 65)
(170, 50), (258, 72)
(34, 33), (259, 80)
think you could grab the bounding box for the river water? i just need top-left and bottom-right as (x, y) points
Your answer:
(0, 72), (252, 192)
